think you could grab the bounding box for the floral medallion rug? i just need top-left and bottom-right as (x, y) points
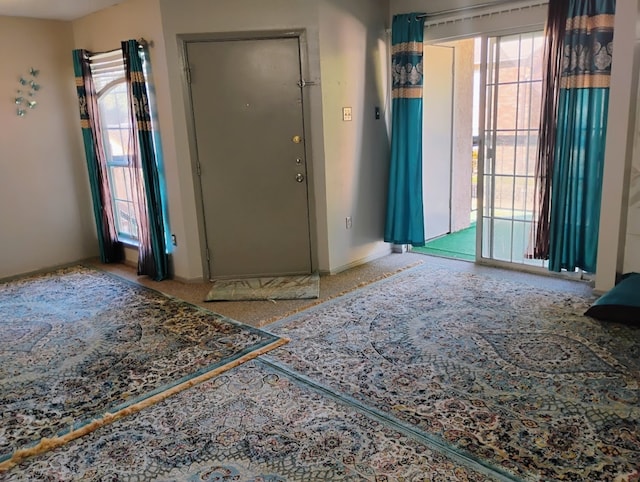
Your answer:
(0, 265), (286, 469)
(266, 258), (640, 481)
(3, 360), (498, 481)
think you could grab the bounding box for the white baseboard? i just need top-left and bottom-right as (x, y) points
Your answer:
(323, 247), (393, 276)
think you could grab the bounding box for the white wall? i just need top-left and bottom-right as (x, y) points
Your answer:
(596, 0), (640, 291)
(0, 16), (96, 279)
(318, 0), (391, 272)
(620, 1), (640, 276)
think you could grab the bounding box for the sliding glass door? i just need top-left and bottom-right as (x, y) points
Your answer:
(479, 31), (547, 267)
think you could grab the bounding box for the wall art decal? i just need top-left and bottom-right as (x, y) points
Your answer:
(14, 67), (40, 117)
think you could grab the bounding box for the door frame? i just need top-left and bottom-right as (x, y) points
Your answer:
(477, 31), (550, 274)
(177, 30), (318, 280)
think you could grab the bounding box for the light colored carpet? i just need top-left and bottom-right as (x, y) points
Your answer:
(88, 252), (425, 327)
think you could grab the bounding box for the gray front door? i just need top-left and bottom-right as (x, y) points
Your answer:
(186, 37), (312, 279)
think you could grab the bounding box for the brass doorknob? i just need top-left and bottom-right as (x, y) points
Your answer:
(292, 135), (302, 144)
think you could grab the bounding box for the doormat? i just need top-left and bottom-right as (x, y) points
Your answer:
(205, 273), (320, 301)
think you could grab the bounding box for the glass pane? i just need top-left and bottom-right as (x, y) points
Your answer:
(493, 175), (514, 216)
(128, 204), (139, 239)
(512, 220), (532, 262)
(497, 37), (521, 75)
(492, 218), (513, 262)
(524, 131), (539, 176)
(123, 168), (134, 200)
(111, 166), (128, 199)
(529, 81), (542, 128)
(495, 132), (515, 175)
(518, 34), (534, 81)
(99, 83), (133, 162)
(114, 200), (132, 236)
(496, 84), (518, 130)
(514, 177), (535, 218)
(515, 132), (532, 176)
(531, 34), (545, 82)
(516, 81), (530, 128)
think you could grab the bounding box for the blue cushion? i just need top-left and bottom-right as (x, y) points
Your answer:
(585, 272), (640, 323)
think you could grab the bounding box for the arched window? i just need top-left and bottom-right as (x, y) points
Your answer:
(92, 52), (140, 243)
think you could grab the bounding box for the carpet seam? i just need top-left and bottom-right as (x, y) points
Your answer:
(0, 337), (289, 473)
(258, 358), (525, 482)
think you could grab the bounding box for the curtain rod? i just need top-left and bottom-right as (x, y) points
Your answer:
(87, 38), (152, 57)
(416, 0), (539, 19)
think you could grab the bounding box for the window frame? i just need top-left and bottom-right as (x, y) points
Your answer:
(93, 56), (140, 246)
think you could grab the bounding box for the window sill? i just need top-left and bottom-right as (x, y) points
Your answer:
(118, 236), (139, 249)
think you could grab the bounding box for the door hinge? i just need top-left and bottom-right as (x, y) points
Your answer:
(185, 66), (192, 84)
(205, 247), (210, 262)
(297, 79), (318, 88)
(196, 161), (201, 176)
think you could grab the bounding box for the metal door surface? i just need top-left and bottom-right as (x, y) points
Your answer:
(186, 37), (312, 279)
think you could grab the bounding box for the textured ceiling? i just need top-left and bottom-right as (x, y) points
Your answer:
(0, 0), (513, 22)
(0, 0), (124, 21)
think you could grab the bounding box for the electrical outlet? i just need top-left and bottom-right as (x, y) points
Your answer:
(342, 107), (352, 121)
(171, 234), (177, 246)
(345, 216), (352, 229)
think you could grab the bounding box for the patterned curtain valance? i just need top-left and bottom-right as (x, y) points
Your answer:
(73, 50), (91, 128)
(391, 13), (425, 99)
(561, 0), (616, 89)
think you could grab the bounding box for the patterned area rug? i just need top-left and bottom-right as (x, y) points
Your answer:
(0, 265), (286, 467)
(3, 361), (497, 481)
(205, 273), (320, 301)
(266, 258), (640, 481)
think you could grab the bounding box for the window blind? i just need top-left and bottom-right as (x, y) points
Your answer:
(422, 0), (549, 42)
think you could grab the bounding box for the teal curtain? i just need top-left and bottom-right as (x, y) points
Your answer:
(547, 0), (616, 272)
(122, 40), (169, 281)
(384, 13), (426, 247)
(72, 49), (123, 263)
